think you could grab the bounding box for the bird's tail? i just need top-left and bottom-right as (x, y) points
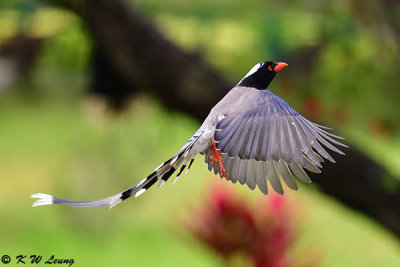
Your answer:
(31, 134), (202, 209)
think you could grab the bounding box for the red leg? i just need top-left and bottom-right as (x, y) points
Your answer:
(208, 138), (228, 179)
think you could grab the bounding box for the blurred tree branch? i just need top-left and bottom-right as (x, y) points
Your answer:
(54, 0), (400, 238)
(53, 0), (230, 119)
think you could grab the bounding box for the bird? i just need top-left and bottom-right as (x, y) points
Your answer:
(31, 61), (347, 209)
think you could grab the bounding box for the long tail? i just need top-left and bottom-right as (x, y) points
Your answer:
(31, 134), (202, 209)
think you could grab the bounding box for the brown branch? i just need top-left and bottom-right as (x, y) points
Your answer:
(69, 0), (231, 119)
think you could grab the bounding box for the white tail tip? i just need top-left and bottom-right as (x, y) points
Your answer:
(31, 193), (54, 207)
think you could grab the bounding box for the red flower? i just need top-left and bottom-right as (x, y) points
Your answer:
(185, 182), (256, 258)
(185, 181), (316, 267)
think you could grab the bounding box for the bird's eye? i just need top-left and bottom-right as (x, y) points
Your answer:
(268, 66), (273, 71)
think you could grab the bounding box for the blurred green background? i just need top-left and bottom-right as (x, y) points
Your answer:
(1, 0), (400, 266)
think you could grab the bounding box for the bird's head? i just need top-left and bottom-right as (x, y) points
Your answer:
(237, 61), (288, 90)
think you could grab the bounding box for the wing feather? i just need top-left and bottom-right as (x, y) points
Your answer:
(266, 161), (283, 194)
(259, 106), (271, 161)
(210, 88), (346, 195)
(256, 160), (268, 194)
(304, 156), (321, 173)
(241, 110), (261, 159)
(280, 115), (293, 163)
(245, 160), (257, 190)
(290, 118), (321, 167)
(300, 117), (345, 154)
(265, 107), (277, 161)
(289, 162), (311, 183)
(223, 112), (253, 155)
(232, 110), (258, 157)
(295, 118), (335, 162)
(249, 108), (265, 159)
(276, 160), (298, 190)
(224, 156), (237, 183)
(215, 116), (242, 147)
(237, 158), (247, 185)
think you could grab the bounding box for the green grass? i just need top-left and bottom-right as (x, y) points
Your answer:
(1, 95), (399, 266)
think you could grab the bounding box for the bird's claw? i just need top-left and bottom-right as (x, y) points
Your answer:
(209, 138), (228, 179)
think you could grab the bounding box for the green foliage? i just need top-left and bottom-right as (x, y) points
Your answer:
(31, 8), (91, 72)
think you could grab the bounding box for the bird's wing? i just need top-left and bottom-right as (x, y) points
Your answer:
(211, 88), (347, 194)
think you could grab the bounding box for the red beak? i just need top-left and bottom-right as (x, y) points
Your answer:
(274, 62), (288, 72)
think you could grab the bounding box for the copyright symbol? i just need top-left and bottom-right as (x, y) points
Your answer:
(1, 255), (11, 264)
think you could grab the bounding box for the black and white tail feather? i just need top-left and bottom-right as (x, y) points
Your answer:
(31, 134), (202, 209)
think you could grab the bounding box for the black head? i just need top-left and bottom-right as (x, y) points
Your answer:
(237, 61), (288, 89)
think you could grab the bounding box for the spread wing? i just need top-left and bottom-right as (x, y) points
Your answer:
(211, 89), (347, 194)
